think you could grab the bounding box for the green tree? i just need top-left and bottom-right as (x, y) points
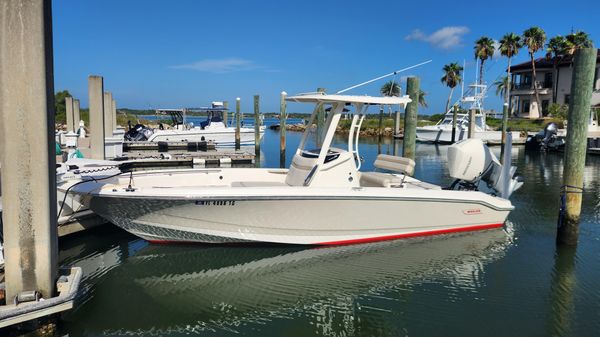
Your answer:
(55, 90), (72, 124)
(565, 31), (594, 55)
(523, 26), (547, 116)
(441, 62), (463, 114)
(474, 36), (495, 85)
(380, 80), (400, 97)
(546, 35), (569, 103)
(499, 33), (523, 112)
(494, 76), (509, 98)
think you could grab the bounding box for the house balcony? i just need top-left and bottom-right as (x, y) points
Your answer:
(511, 81), (552, 95)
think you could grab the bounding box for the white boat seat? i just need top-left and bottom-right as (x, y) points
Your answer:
(360, 172), (403, 188)
(373, 154), (415, 176)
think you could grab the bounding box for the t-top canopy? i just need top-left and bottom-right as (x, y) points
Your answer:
(286, 93), (412, 106)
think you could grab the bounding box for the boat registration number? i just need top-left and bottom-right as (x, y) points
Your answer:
(195, 200), (236, 206)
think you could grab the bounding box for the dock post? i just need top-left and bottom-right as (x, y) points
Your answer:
(501, 102), (508, 145)
(468, 109), (476, 139)
(223, 101), (228, 127)
(451, 105), (458, 143)
(254, 95), (260, 166)
(73, 99), (81, 130)
(112, 98), (117, 130)
(556, 48), (597, 246)
(103, 91), (113, 138)
(0, 0), (58, 301)
(378, 106), (384, 138)
(394, 109), (401, 136)
(235, 97), (241, 150)
(280, 91), (287, 168)
(402, 77), (419, 160)
(316, 87), (326, 146)
(65, 96), (74, 132)
(88, 75), (105, 159)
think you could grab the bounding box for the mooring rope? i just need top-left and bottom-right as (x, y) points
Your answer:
(557, 184), (584, 227)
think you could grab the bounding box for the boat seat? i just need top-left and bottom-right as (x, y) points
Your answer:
(360, 172), (403, 188)
(373, 154), (415, 176)
(403, 180), (442, 190)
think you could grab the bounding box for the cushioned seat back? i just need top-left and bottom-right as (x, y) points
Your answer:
(373, 154), (415, 176)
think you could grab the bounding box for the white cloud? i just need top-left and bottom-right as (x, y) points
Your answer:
(170, 57), (262, 73)
(405, 26), (470, 50)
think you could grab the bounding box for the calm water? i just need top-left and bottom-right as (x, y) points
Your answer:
(56, 128), (600, 336)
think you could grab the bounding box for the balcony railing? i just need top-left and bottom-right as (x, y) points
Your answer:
(512, 81), (553, 90)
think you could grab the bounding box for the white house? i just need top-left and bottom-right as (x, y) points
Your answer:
(509, 49), (600, 118)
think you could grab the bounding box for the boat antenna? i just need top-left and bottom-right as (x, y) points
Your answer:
(336, 60), (432, 94)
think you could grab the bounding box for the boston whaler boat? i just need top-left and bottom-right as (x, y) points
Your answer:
(69, 93), (523, 245)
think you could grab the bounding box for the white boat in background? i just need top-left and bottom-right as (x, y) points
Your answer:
(126, 102), (265, 147)
(417, 83), (522, 144)
(69, 93), (522, 245)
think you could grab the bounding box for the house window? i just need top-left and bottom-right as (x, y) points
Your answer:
(564, 94), (570, 105)
(522, 73), (532, 88)
(522, 100), (531, 114)
(542, 100), (549, 116)
(544, 73), (553, 88)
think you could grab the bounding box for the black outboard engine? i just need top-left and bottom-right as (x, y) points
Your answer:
(124, 124), (153, 141)
(540, 122), (564, 151)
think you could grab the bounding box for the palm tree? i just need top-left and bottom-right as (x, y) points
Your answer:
(499, 33), (522, 113)
(494, 76), (509, 98)
(418, 90), (428, 108)
(380, 80), (400, 97)
(440, 63), (463, 114)
(546, 35), (569, 103)
(565, 30), (593, 54)
(523, 26), (547, 117)
(474, 37), (495, 85)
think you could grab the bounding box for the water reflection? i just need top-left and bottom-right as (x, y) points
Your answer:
(61, 226), (513, 336)
(547, 246), (577, 337)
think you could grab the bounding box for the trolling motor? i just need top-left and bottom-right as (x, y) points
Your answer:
(446, 135), (523, 199)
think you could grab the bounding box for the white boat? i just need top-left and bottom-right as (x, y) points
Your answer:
(417, 84), (522, 144)
(69, 93), (522, 245)
(127, 102), (266, 147)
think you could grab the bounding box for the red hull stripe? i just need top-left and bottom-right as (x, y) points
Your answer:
(316, 223), (504, 245)
(146, 223), (503, 246)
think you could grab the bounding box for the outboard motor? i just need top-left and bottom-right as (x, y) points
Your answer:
(540, 122), (564, 151)
(447, 135), (523, 199)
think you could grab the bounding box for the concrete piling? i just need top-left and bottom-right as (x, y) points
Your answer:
(88, 75), (105, 159)
(402, 77), (419, 160)
(254, 95), (260, 165)
(556, 48), (597, 246)
(73, 99), (81, 130)
(235, 97), (241, 150)
(451, 105), (458, 143)
(0, 0), (58, 301)
(112, 98), (117, 131)
(280, 91), (287, 168)
(65, 96), (74, 132)
(103, 91), (113, 138)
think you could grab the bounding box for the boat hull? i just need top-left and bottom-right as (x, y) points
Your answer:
(89, 195), (510, 245)
(416, 126), (521, 144)
(147, 129), (264, 146)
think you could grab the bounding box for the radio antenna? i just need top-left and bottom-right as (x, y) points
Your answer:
(336, 60), (432, 94)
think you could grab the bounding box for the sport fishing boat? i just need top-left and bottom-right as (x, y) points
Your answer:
(68, 93), (522, 245)
(416, 84), (522, 144)
(124, 102), (266, 147)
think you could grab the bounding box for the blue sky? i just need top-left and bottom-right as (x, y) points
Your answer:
(52, 0), (599, 114)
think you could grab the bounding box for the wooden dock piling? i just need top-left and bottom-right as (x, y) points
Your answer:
(317, 87), (326, 147)
(73, 99), (81, 130)
(112, 98), (117, 131)
(223, 100), (228, 127)
(402, 77), (419, 160)
(0, 0), (58, 301)
(451, 105), (458, 143)
(556, 48), (597, 246)
(235, 97), (241, 150)
(468, 109), (476, 139)
(280, 91), (287, 168)
(89, 76), (105, 159)
(254, 95), (260, 166)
